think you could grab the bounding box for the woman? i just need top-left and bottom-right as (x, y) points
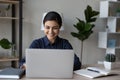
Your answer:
(20, 11), (81, 71)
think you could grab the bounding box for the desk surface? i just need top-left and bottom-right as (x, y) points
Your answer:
(21, 73), (120, 80)
(1, 64), (120, 80)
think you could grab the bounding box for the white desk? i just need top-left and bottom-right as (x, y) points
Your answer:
(2, 64), (120, 80)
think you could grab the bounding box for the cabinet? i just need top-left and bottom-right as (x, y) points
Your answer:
(98, 0), (120, 61)
(0, 0), (23, 67)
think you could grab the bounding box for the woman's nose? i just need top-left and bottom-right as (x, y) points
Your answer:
(49, 28), (53, 33)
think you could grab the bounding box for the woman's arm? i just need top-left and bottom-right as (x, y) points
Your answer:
(19, 57), (26, 70)
(63, 39), (81, 70)
(74, 54), (81, 70)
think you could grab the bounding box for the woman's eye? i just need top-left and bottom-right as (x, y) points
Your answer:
(45, 26), (59, 30)
(53, 27), (59, 30)
(45, 26), (50, 29)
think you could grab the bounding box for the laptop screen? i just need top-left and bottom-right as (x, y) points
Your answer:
(25, 49), (74, 79)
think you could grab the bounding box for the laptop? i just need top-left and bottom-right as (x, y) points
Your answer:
(25, 49), (74, 79)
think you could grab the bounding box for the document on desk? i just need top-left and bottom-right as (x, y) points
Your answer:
(74, 67), (113, 78)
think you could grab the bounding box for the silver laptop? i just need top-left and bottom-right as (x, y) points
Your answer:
(25, 49), (74, 79)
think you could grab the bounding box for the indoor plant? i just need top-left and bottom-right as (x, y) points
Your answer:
(0, 38), (16, 57)
(104, 53), (116, 70)
(0, 38), (12, 49)
(71, 5), (99, 64)
(4, 4), (11, 16)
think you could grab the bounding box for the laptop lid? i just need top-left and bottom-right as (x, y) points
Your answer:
(25, 49), (74, 79)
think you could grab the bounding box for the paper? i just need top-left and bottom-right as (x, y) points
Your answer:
(74, 67), (113, 78)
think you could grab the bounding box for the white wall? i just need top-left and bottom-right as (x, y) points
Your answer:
(0, 0), (106, 65)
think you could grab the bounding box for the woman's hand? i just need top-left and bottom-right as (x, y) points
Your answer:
(20, 63), (26, 70)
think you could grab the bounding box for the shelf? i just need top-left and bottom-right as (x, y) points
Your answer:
(107, 47), (120, 49)
(0, 58), (19, 62)
(109, 0), (120, 3)
(0, 57), (19, 68)
(0, 0), (23, 67)
(0, 0), (20, 20)
(99, 32), (120, 34)
(98, 32), (120, 48)
(0, 0), (19, 4)
(107, 32), (120, 34)
(100, 16), (120, 18)
(0, 16), (19, 19)
(100, 1), (120, 18)
(99, 0), (120, 61)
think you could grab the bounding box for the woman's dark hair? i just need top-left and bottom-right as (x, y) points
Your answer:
(43, 11), (62, 28)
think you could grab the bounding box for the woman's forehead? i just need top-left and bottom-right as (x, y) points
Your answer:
(44, 21), (59, 26)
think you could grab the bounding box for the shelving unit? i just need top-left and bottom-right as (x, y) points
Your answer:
(0, 0), (23, 68)
(98, 0), (120, 61)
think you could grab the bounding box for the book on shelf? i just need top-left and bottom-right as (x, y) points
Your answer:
(74, 67), (113, 78)
(0, 67), (25, 79)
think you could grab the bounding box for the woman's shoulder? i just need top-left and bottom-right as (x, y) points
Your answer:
(29, 37), (45, 48)
(58, 37), (70, 43)
(59, 37), (68, 41)
(58, 37), (73, 49)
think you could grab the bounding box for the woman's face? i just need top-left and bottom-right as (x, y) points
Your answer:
(44, 20), (60, 43)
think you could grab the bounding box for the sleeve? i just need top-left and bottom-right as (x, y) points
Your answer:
(19, 57), (25, 68)
(29, 39), (41, 48)
(19, 39), (40, 68)
(73, 54), (81, 71)
(63, 40), (81, 71)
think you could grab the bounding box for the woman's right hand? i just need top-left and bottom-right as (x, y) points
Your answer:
(20, 63), (26, 70)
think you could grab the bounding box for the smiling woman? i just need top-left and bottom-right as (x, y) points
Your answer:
(41, 12), (64, 31)
(44, 21), (60, 44)
(20, 11), (81, 71)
